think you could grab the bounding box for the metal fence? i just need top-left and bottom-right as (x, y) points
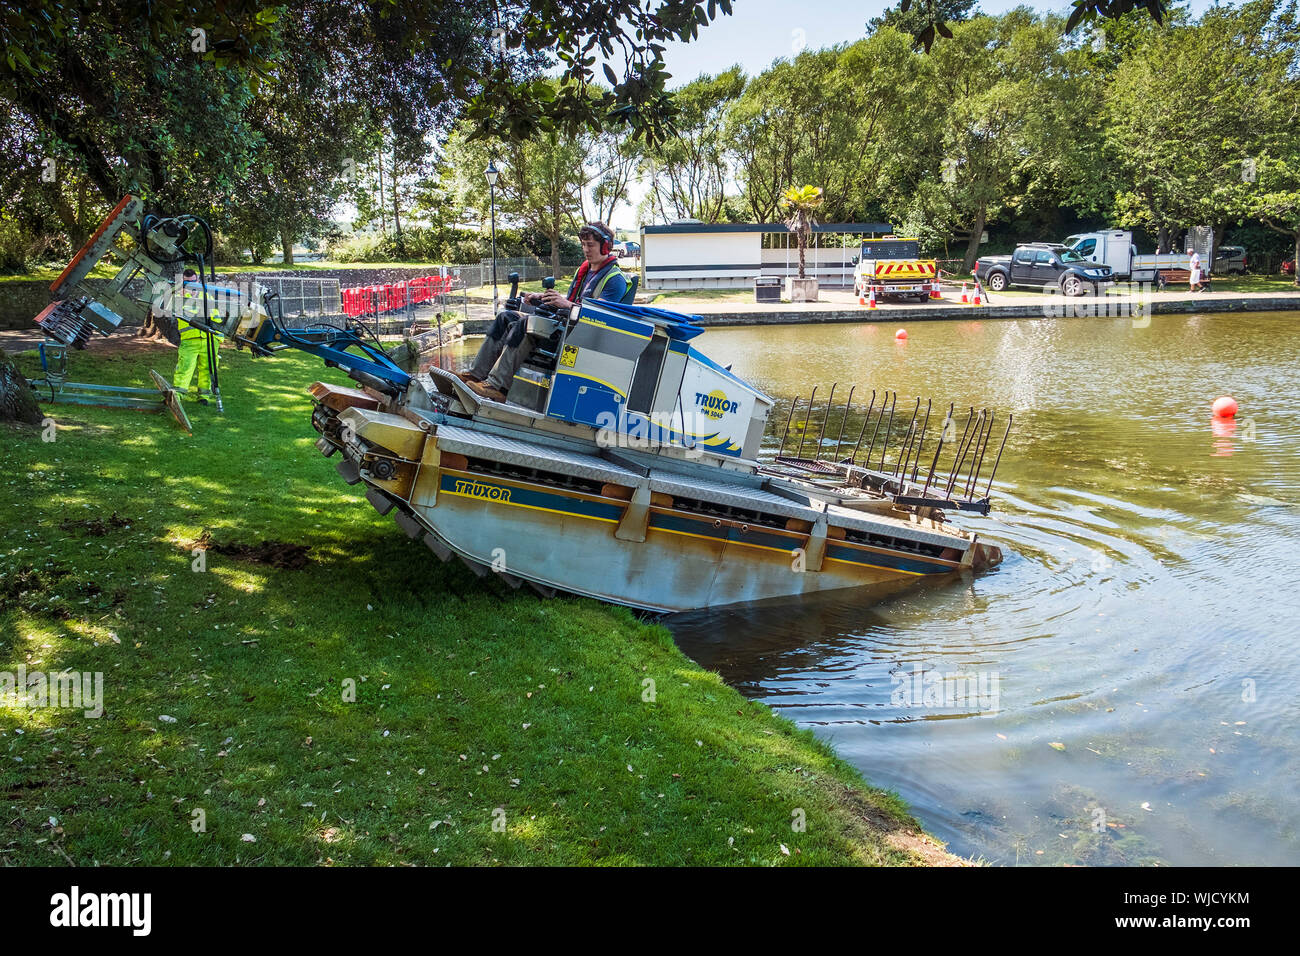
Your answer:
(477, 255), (584, 285)
(258, 276), (342, 319)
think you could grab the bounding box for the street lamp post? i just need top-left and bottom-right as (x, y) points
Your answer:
(485, 160), (500, 315)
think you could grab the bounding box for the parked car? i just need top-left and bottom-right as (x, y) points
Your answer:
(1213, 245), (1247, 275)
(974, 243), (1114, 296)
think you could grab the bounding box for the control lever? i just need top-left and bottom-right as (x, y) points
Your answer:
(532, 276), (562, 319)
(504, 272), (522, 312)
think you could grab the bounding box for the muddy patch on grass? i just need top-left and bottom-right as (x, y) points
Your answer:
(58, 512), (132, 536)
(194, 530), (311, 570)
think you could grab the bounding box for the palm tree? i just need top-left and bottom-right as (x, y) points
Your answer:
(780, 185), (824, 279)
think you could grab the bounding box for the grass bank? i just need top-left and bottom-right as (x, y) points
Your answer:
(1, 344), (959, 866)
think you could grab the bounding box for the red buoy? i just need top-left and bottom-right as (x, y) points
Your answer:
(1212, 396), (1238, 419)
(895, 328), (908, 340)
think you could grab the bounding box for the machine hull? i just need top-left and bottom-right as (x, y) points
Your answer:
(314, 374), (1002, 614)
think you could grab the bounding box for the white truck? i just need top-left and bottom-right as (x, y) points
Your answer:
(1063, 230), (1191, 284)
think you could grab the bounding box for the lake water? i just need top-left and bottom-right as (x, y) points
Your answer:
(666, 312), (1300, 866)
(446, 311), (1300, 865)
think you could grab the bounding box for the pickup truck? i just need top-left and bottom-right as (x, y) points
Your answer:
(974, 243), (1114, 296)
(1063, 230), (1191, 282)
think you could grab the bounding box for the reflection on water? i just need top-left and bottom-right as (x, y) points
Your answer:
(667, 312), (1300, 866)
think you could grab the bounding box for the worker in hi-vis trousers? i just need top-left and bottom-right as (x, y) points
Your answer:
(172, 267), (219, 404)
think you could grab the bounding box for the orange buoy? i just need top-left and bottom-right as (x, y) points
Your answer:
(895, 328), (908, 340)
(1212, 396), (1238, 419)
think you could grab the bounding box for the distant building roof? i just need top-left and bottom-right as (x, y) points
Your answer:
(642, 222), (893, 235)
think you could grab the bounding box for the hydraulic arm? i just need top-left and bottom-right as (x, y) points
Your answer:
(32, 195), (412, 406)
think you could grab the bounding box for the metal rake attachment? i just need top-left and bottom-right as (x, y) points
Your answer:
(771, 385), (1013, 515)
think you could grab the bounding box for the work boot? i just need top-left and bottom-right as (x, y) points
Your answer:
(460, 370), (482, 383)
(467, 379), (507, 403)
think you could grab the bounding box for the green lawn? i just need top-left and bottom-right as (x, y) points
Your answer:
(1, 344), (955, 866)
(650, 289), (755, 305)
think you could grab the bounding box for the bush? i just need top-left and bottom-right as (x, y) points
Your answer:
(0, 218), (64, 274)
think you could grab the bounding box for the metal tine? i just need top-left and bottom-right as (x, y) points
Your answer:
(815, 383), (836, 463)
(893, 397), (921, 479)
(832, 385), (855, 463)
(963, 410), (992, 498)
(898, 399), (922, 484)
(795, 385), (817, 461)
(909, 399), (933, 486)
(922, 403), (956, 497)
(848, 389), (877, 465)
(967, 410), (996, 498)
(864, 390), (891, 466)
(876, 391), (898, 471)
(984, 413), (1013, 497)
(778, 395), (800, 457)
(945, 407), (981, 498)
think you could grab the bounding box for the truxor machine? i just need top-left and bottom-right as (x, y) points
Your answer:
(30, 196), (1011, 613)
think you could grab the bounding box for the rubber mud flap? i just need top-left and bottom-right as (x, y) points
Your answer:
(423, 532), (452, 562)
(393, 509), (424, 538)
(365, 486), (394, 515)
(336, 458), (362, 485)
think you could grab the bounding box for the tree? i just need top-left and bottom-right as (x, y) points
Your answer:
(448, 122), (587, 276)
(875, 0), (1171, 51)
(1, 0), (731, 257)
(639, 68), (745, 222)
(905, 12), (1073, 270)
(780, 185), (824, 279)
(1104, 0), (1299, 252)
(0, 349), (42, 426)
(867, 0), (978, 45)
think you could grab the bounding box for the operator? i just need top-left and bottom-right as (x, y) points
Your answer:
(462, 222), (627, 403)
(172, 267), (220, 404)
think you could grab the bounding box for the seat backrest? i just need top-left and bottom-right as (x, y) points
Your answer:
(621, 274), (639, 304)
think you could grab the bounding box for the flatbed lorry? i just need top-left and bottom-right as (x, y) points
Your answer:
(852, 238), (937, 301)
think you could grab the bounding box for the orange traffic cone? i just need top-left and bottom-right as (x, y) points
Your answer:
(930, 277), (942, 299)
(868, 285), (877, 310)
(972, 281), (983, 307)
(961, 282), (969, 304)
(858, 285), (866, 306)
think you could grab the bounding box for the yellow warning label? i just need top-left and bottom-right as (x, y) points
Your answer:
(560, 345), (579, 368)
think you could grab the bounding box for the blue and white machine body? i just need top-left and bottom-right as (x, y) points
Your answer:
(540, 298), (772, 460)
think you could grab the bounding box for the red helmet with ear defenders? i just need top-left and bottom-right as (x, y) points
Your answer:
(581, 223), (614, 256)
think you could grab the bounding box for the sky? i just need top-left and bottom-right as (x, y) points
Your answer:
(654, 0), (1217, 87)
(608, 0), (1219, 228)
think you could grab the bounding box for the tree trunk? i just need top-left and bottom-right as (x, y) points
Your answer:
(281, 229), (295, 266)
(0, 348), (42, 426)
(138, 308), (179, 344)
(550, 229), (561, 279)
(377, 149), (386, 236)
(392, 151), (405, 258)
(1294, 231), (1300, 287)
(1156, 224), (1169, 255)
(798, 233), (807, 279)
(963, 206), (987, 273)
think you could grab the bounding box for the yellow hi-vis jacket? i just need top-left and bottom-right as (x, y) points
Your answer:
(179, 287), (220, 342)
